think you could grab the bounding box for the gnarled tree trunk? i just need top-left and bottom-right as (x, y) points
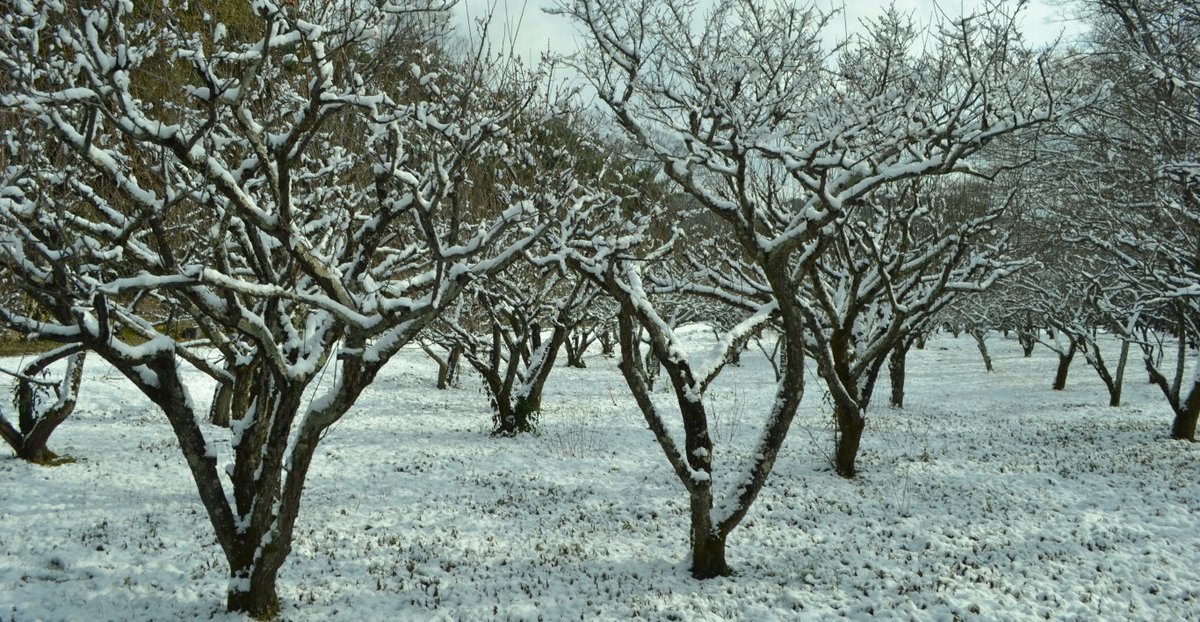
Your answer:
(1, 350), (86, 465)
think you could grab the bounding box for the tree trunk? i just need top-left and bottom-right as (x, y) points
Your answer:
(564, 328), (589, 368)
(209, 381), (234, 428)
(1171, 407), (1198, 440)
(970, 328), (993, 372)
(17, 444), (63, 465)
(834, 401), (866, 478)
(689, 502), (729, 579)
(421, 343), (462, 390)
(1018, 327), (1036, 357)
(226, 567), (280, 620)
(1081, 337), (1124, 407)
(1052, 339), (1077, 391)
(565, 346), (586, 368)
(1111, 339), (1130, 407)
(1171, 381), (1199, 441)
(494, 327), (566, 436)
(210, 361), (261, 428)
(1172, 324), (1186, 398)
(889, 339), (910, 409)
(754, 334), (784, 382)
(491, 399), (520, 436)
(599, 326), (615, 356)
(2, 351), (86, 465)
(601, 263), (804, 583)
(445, 347), (461, 388)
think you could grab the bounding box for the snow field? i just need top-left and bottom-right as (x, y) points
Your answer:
(0, 333), (1197, 621)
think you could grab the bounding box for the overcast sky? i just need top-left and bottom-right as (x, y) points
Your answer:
(454, 0), (1087, 63)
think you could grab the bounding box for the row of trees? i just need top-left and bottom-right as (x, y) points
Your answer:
(0, 0), (1194, 617)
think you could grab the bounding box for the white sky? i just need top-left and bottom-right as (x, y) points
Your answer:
(455, 0), (1088, 64)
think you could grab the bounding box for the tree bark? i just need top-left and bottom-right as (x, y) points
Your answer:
(209, 360), (261, 428)
(1170, 395), (1198, 441)
(564, 326), (592, 368)
(1018, 327), (1036, 357)
(889, 339), (910, 408)
(1171, 371), (1199, 441)
(226, 568), (280, 620)
(1052, 338), (1077, 391)
(492, 326), (565, 436)
(689, 494), (729, 579)
(1172, 324), (1187, 398)
(2, 351), (86, 465)
(970, 328), (993, 372)
(421, 343), (462, 390)
(599, 326), (615, 356)
(1080, 336), (1125, 407)
(444, 346), (462, 389)
(1112, 339), (1130, 407)
(834, 401), (866, 478)
(209, 381), (234, 428)
(1143, 348), (1200, 441)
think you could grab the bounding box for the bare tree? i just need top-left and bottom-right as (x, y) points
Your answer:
(1040, 0), (1199, 435)
(0, 1), (566, 616)
(442, 270), (596, 435)
(558, 0), (1089, 478)
(0, 348), (85, 464)
(559, 191), (794, 579)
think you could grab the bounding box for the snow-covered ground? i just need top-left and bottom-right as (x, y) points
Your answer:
(1, 332), (1197, 621)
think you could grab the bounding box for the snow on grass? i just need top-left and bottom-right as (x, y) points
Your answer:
(1, 334), (1197, 621)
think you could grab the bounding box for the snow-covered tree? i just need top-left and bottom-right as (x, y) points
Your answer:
(558, 0), (1090, 477)
(557, 182), (795, 579)
(0, 348), (86, 464)
(441, 269), (597, 434)
(0, 1), (566, 616)
(1039, 0), (1199, 436)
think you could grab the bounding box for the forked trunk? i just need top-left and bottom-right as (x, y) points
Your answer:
(2, 352), (86, 465)
(565, 328), (590, 368)
(493, 326), (565, 436)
